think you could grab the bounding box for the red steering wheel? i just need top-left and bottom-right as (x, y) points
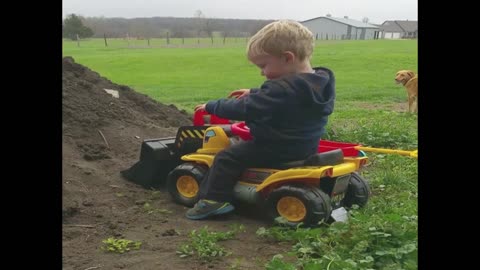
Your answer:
(231, 122), (253, 140)
(193, 110), (230, 126)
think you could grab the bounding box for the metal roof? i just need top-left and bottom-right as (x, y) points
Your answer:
(301, 16), (379, 29)
(380, 20), (418, 32)
(395, 21), (418, 32)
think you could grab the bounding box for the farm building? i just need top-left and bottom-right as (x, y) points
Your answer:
(300, 16), (380, 40)
(379, 20), (418, 39)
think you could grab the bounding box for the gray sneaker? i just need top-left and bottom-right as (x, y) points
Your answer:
(186, 199), (235, 220)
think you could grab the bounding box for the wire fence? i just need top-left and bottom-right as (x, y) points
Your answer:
(65, 32), (385, 49)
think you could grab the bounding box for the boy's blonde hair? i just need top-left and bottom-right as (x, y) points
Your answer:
(247, 20), (315, 61)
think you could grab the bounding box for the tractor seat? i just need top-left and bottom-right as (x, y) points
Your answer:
(272, 149), (344, 170)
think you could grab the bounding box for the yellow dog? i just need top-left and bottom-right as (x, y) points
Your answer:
(395, 70), (418, 113)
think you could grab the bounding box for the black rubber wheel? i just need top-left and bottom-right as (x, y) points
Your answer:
(341, 172), (371, 208)
(266, 185), (332, 227)
(166, 162), (207, 207)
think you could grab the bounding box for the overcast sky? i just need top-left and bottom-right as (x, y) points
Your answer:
(62, 0), (417, 25)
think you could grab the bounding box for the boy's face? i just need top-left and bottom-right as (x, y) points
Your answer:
(249, 54), (293, 80)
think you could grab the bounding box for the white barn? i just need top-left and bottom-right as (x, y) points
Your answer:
(300, 16), (380, 40)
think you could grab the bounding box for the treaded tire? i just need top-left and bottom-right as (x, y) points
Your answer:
(266, 185), (332, 227)
(341, 172), (371, 208)
(166, 162), (207, 207)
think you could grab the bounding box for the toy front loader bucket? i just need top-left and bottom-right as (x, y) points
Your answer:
(121, 126), (207, 188)
(121, 137), (182, 188)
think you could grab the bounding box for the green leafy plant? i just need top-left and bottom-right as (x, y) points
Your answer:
(265, 254), (296, 270)
(177, 224), (245, 262)
(261, 203), (417, 270)
(228, 257), (245, 270)
(101, 237), (142, 253)
(143, 202), (172, 215)
(148, 190), (163, 200)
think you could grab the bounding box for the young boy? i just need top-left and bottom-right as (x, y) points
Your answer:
(186, 20), (335, 220)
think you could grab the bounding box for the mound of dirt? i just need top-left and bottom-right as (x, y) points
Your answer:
(62, 55), (191, 219)
(62, 57), (288, 270)
(62, 56), (191, 142)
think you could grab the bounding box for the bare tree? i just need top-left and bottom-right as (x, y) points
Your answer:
(194, 10), (204, 19)
(218, 21), (233, 44)
(194, 10), (206, 38)
(204, 19), (214, 38)
(171, 21), (186, 38)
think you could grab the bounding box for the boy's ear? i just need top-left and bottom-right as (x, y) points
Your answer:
(283, 51), (295, 63)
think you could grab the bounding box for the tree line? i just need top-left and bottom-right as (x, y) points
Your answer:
(63, 12), (274, 40)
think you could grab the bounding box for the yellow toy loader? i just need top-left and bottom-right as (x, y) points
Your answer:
(165, 123), (371, 227)
(122, 110), (373, 227)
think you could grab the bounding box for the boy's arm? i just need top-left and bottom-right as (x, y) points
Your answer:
(205, 81), (288, 121)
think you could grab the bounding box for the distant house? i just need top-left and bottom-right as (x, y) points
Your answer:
(379, 20), (418, 39)
(300, 16), (380, 40)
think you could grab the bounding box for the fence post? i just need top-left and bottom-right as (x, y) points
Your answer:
(147, 38), (150, 46)
(182, 37), (185, 44)
(103, 33), (108, 47)
(166, 32), (170, 45)
(126, 33), (130, 46)
(76, 34), (80, 47)
(211, 35), (214, 45)
(316, 33), (318, 40)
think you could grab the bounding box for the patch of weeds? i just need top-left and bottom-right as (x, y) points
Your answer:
(382, 170), (405, 186)
(177, 224), (245, 262)
(143, 202), (172, 215)
(101, 237), (142, 253)
(228, 257), (245, 270)
(265, 254), (296, 270)
(261, 208), (417, 270)
(367, 154), (418, 193)
(148, 190), (163, 200)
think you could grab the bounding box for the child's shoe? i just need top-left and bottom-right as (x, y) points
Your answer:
(186, 199), (235, 220)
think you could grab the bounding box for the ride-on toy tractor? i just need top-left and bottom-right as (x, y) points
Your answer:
(122, 111), (371, 227)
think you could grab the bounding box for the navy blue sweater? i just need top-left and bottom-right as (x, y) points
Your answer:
(205, 67), (335, 157)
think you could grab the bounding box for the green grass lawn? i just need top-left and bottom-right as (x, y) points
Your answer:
(63, 38), (418, 269)
(62, 39), (416, 109)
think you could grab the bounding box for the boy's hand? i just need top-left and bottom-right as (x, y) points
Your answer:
(228, 89), (250, 99)
(194, 104), (206, 112)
